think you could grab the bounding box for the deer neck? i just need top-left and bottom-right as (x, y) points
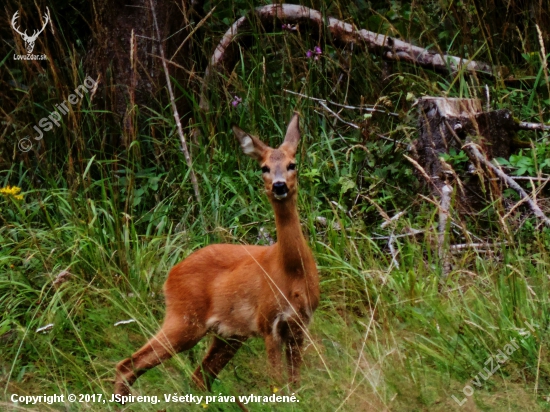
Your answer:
(271, 196), (310, 273)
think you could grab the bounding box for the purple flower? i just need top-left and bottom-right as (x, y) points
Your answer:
(231, 95), (242, 108)
(307, 46), (322, 60)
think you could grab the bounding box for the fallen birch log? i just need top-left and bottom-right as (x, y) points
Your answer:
(200, 4), (498, 109)
(463, 142), (550, 227)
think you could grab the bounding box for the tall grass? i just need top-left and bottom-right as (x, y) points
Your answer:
(2, 1), (550, 411)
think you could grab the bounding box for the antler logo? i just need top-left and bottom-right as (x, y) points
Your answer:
(11, 8), (49, 54)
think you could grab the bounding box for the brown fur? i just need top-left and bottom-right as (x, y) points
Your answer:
(114, 113), (319, 395)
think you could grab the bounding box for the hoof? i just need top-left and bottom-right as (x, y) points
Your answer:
(190, 372), (208, 391)
(113, 381), (131, 401)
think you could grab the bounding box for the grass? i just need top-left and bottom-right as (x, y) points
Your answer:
(2, 0), (550, 411)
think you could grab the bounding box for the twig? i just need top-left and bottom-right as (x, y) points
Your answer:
(36, 324), (54, 333)
(170, 6), (217, 60)
(318, 101), (359, 129)
(388, 233), (399, 269)
(377, 134), (408, 147)
(149, 0), (201, 206)
(463, 143), (550, 226)
(489, 176), (550, 182)
(371, 228), (424, 240)
(284, 89), (399, 117)
(380, 211), (405, 228)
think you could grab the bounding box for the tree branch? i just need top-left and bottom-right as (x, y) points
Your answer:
(200, 4), (498, 110)
(463, 143), (550, 227)
(517, 121), (550, 131)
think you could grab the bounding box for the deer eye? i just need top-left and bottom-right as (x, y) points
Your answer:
(261, 166), (270, 174)
(288, 163), (296, 171)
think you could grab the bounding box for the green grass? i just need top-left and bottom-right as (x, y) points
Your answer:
(2, 1), (550, 411)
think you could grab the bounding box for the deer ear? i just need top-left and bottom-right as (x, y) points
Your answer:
(232, 125), (268, 161)
(280, 113), (300, 155)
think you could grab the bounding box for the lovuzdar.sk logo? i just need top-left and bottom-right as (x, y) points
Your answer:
(11, 7), (49, 60)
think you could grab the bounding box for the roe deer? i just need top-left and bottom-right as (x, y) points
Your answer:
(114, 113), (319, 396)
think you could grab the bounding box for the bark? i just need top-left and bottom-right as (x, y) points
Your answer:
(200, 4), (499, 110)
(84, 0), (193, 144)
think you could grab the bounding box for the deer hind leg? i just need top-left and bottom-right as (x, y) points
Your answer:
(285, 318), (305, 387)
(115, 319), (205, 396)
(191, 335), (245, 391)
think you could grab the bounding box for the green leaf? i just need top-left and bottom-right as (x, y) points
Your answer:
(339, 176), (356, 194)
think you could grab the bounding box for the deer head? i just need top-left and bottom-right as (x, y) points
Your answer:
(233, 113), (301, 202)
(11, 8), (49, 54)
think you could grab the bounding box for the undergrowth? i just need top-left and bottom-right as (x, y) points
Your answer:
(2, 1), (550, 411)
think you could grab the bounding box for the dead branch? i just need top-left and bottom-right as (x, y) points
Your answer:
(380, 211), (405, 228)
(370, 228), (424, 240)
(438, 184), (453, 278)
(388, 233), (400, 269)
(318, 101), (360, 129)
(283, 89), (399, 116)
(450, 242), (507, 250)
(200, 4), (497, 110)
(463, 142), (550, 227)
(518, 121), (550, 131)
(490, 176), (550, 182)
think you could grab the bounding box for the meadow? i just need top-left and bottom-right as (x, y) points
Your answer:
(1, 1), (550, 410)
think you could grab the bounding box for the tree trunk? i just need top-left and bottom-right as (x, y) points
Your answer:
(84, 0), (192, 146)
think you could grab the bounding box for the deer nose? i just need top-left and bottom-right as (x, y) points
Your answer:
(272, 181), (288, 196)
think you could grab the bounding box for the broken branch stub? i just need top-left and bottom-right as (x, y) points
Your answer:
(413, 97), (517, 211)
(200, 4), (498, 110)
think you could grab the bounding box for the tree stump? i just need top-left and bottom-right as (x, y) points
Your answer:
(413, 97), (517, 211)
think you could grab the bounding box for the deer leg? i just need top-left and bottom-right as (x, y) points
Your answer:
(191, 335), (245, 391)
(265, 334), (283, 386)
(115, 319), (205, 396)
(285, 319), (305, 387)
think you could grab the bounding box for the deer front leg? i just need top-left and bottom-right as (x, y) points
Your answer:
(191, 335), (244, 391)
(264, 334), (283, 386)
(285, 319), (305, 387)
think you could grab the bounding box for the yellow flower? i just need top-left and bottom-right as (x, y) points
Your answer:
(273, 387), (279, 393)
(0, 185), (23, 200)
(201, 403), (208, 409)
